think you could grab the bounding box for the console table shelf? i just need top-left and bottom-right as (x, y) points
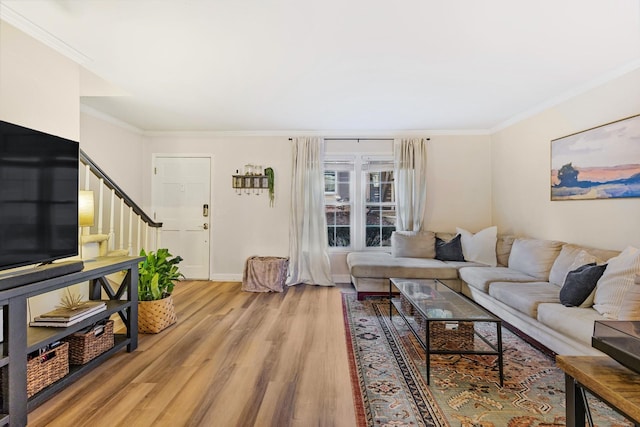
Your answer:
(0, 255), (143, 427)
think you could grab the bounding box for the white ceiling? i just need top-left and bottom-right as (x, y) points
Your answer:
(2, 0), (640, 133)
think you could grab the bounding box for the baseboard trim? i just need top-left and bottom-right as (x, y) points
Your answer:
(210, 274), (242, 282)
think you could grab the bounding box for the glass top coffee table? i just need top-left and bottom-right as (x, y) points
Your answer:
(389, 278), (504, 386)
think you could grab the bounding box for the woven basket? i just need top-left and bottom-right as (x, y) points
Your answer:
(63, 320), (114, 365)
(26, 342), (69, 398)
(416, 316), (475, 349)
(138, 296), (177, 334)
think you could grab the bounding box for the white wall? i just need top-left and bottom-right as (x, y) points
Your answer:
(492, 68), (640, 250)
(142, 135), (291, 280)
(0, 21), (79, 140)
(0, 21), (85, 320)
(80, 112), (145, 202)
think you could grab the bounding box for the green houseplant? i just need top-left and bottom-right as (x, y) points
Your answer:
(138, 248), (184, 333)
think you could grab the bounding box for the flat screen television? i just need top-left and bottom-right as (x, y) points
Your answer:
(0, 120), (79, 272)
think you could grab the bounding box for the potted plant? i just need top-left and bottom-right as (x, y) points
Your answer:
(137, 248), (184, 333)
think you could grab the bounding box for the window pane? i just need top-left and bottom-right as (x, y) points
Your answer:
(335, 206), (351, 225)
(335, 227), (350, 247)
(366, 206), (380, 225)
(381, 206), (396, 226)
(365, 227), (381, 247)
(325, 210), (336, 225)
(324, 171), (336, 193)
(379, 182), (394, 203)
(381, 227), (394, 246)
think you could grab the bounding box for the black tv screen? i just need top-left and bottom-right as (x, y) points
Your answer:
(0, 121), (79, 271)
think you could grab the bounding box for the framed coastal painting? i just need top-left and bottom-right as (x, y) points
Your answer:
(551, 114), (640, 200)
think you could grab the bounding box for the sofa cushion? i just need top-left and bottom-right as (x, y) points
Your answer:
(619, 274), (640, 320)
(456, 226), (497, 267)
(508, 238), (563, 281)
(549, 245), (596, 286)
(496, 234), (516, 267)
(593, 246), (640, 319)
(435, 234), (465, 261)
(347, 252), (458, 280)
(489, 282), (560, 318)
(391, 231), (436, 258)
(559, 263), (607, 307)
(459, 266), (537, 293)
(537, 303), (605, 347)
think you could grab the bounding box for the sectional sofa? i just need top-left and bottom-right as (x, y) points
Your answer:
(346, 228), (640, 356)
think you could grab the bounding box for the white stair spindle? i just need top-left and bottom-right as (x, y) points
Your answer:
(119, 199), (125, 251)
(136, 215), (141, 255)
(98, 179), (104, 233)
(84, 165), (90, 190)
(109, 189), (115, 251)
(128, 208), (133, 255)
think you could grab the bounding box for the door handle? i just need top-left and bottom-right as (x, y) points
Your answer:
(203, 204), (209, 217)
(203, 223), (209, 230)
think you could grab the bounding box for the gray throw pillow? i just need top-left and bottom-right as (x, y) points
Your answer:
(435, 234), (465, 262)
(559, 263), (607, 307)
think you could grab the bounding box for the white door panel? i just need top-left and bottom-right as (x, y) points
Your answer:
(153, 156), (211, 279)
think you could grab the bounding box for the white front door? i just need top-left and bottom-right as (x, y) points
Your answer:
(152, 156), (211, 279)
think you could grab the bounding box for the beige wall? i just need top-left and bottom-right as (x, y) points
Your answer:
(142, 135), (291, 280)
(0, 21), (84, 318)
(0, 21), (80, 140)
(80, 112), (145, 202)
(492, 68), (640, 250)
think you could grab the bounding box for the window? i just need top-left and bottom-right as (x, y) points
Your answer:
(325, 155), (395, 250)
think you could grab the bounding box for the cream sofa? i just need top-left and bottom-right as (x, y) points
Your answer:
(347, 230), (640, 356)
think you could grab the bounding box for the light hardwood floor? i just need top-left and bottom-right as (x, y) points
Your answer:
(28, 281), (358, 427)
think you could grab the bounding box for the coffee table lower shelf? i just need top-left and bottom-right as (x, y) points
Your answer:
(389, 296), (504, 387)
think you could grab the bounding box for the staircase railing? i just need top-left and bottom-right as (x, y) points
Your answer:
(79, 149), (162, 256)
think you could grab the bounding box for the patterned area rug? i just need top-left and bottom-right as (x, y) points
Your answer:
(342, 293), (632, 427)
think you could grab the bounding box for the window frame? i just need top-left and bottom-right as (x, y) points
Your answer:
(324, 153), (395, 252)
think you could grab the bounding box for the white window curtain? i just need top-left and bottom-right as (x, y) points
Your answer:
(287, 137), (334, 287)
(393, 138), (428, 232)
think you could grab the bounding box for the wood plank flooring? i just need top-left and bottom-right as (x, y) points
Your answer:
(27, 281), (358, 427)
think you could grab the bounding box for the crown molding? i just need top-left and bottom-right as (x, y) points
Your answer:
(142, 128), (491, 138)
(0, 4), (91, 65)
(80, 105), (144, 135)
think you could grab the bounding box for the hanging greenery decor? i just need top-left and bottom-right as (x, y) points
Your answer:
(265, 167), (275, 207)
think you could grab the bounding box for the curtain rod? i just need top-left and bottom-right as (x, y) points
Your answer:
(288, 137), (430, 141)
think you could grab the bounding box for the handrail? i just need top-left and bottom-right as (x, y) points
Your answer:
(80, 149), (162, 228)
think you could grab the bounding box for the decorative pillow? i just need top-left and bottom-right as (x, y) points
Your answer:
(435, 234), (465, 262)
(508, 238), (563, 281)
(559, 263), (607, 307)
(566, 250), (603, 307)
(549, 247), (598, 287)
(618, 275), (640, 320)
(456, 226), (497, 267)
(593, 246), (640, 319)
(391, 231), (436, 258)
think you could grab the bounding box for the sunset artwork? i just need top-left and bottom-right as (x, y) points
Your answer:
(551, 114), (640, 200)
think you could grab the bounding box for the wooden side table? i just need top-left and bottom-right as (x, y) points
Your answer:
(556, 355), (640, 427)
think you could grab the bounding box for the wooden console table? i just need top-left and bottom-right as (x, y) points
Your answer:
(1, 256), (142, 426)
(556, 355), (640, 427)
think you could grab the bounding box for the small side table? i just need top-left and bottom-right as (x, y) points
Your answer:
(556, 355), (640, 427)
(242, 256), (289, 292)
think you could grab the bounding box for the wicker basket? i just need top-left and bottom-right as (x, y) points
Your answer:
(415, 316), (475, 348)
(26, 342), (69, 398)
(138, 296), (177, 334)
(63, 320), (114, 365)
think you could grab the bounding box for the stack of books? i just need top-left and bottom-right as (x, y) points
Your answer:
(30, 301), (107, 327)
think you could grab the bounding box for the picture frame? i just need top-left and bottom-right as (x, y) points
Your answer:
(550, 114), (640, 200)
